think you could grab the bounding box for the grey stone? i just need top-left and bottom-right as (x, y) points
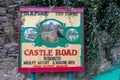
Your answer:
(0, 49), (7, 58)
(8, 18), (14, 23)
(4, 27), (14, 34)
(14, 0), (29, 5)
(0, 16), (8, 22)
(4, 43), (18, 50)
(6, 0), (14, 6)
(7, 8), (15, 13)
(3, 27), (15, 42)
(0, 35), (5, 45)
(0, 22), (9, 27)
(14, 18), (18, 27)
(0, 58), (25, 80)
(98, 59), (111, 73)
(9, 46), (17, 52)
(7, 14), (14, 18)
(8, 22), (14, 27)
(0, 0), (6, 7)
(0, 26), (3, 30)
(8, 4), (18, 8)
(4, 43), (18, 54)
(0, 7), (7, 15)
(7, 54), (18, 58)
(26, 78), (31, 80)
(0, 27), (3, 33)
(111, 46), (120, 60)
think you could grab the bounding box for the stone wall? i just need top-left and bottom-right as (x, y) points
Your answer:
(0, 0), (21, 58)
(0, 0), (120, 80)
(0, 0), (30, 80)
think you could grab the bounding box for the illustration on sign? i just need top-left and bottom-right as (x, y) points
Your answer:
(18, 7), (84, 72)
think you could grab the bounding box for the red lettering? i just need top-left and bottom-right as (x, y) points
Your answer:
(29, 49), (34, 56)
(72, 50), (77, 55)
(55, 49), (78, 56)
(24, 49), (29, 56)
(56, 49), (60, 56)
(62, 49), (66, 56)
(34, 50), (38, 56)
(67, 50), (71, 56)
(39, 50), (44, 56)
(48, 50), (53, 56)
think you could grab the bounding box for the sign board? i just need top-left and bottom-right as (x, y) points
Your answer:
(18, 7), (84, 72)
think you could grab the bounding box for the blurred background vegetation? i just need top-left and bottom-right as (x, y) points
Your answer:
(25, 0), (120, 77)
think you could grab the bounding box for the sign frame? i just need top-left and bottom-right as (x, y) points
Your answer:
(18, 6), (85, 72)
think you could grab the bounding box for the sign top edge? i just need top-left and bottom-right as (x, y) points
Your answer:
(20, 6), (84, 13)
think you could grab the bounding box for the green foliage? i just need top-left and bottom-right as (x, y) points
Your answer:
(28, 0), (120, 69)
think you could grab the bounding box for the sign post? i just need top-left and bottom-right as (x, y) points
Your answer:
(68, 72), (73, 80)
(31, 73), (35, 80)
(18, 7), (84, 79)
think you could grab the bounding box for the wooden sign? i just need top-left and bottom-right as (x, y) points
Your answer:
(18, 7), (84, 72)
